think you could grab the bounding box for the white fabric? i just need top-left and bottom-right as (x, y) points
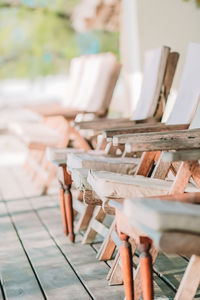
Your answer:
(63, 56), (87, 107)
(67, 152), (138, 175)
(167, 43), (200, 125)
(88, 170), (198, 199)
(132, 46), (170, 120)
(124, 198), (200, 234)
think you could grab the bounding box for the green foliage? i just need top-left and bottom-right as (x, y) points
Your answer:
(184, 0), (200, 7)
(0, 0), (119, 79)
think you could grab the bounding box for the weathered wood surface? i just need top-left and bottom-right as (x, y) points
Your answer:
(0, 168), (91, 300)
(8, 166), (125, 300)
(74, 118), (136, 130)
(103, 123), (189, 138)
(112, 128), (200, 152)
(1, 165), (200, 299)
(0, 201), (44, 300)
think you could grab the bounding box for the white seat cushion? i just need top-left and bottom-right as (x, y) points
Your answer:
(46, 147), (85, 165)
(88, 170), (198, 199)
(124, 198), (200, 234)
(67, 153), (139, 175)
(9, 122), (62, 146)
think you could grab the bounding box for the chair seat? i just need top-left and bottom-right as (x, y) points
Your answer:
(124, 198), (200, 233)
(123, 198), (200, 255)
(9, 122), (62, 146)
(87, 170), (198, 199)
(67, 153), (139, 175)
(46, 147), (86, 165)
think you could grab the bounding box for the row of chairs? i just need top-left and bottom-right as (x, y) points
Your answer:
(12, 42), (200, 299)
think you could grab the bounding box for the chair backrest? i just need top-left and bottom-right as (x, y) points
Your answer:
(63, 56), (86, 107)
(166, 43), (200, 126)
(132, 46), (171, 120)
(71, 52), (121, 115)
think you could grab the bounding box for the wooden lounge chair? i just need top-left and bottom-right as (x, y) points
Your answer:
(68, 42), (200, 246)
(80, 43), (200, 289)
(48, 46), (178, 242)
(9, 52), (121, 193)
(112, 194), (200, 300)
(25, 53), (119, 119)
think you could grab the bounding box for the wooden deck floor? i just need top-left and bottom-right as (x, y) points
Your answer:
(0, 163), (200, 299)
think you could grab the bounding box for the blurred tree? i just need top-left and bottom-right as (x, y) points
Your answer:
(0, 0), (119, 79)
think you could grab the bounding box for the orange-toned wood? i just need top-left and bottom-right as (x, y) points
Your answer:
(75, 204), (95, 232)
(119, 232), (134, 300)
(97, 220), (116, 261)
(170, 161), (196, 193)
(60, 188), (68, 235)
(136, 151), (159, 176)
(64, 189), (74, 242)
(139, 240), (154, 300)
(61, 165), (74, 242)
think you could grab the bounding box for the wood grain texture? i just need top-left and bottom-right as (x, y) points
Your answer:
(0, 202), (44, 300)
(103, 123), (188, 138)
(113, 128), (200, 152)
(174, 255), (200, 300)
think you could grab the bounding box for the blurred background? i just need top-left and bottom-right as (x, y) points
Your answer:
(0, 0), (200, 116)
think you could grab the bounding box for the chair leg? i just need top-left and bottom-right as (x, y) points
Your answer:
(119, 233), (134, 300)
(82, 207), (106, 244)
(97, 220), (116, 261)
(75, 204), (95, 232)
(59, 188), (68, 235)
(174, 255), (200, 300)
(139, 240), (154, 300)
(64, 184), (74, 243)
(107, 251), (123, 285)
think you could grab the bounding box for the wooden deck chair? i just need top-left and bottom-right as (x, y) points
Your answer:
(10, 53), (121, 192)
(26, 53), (120, 119)
(113, 194), (200, 300)
(82, 43), (200, 289)
(49, 46), (178, 242)
(67, 42), (198, 246)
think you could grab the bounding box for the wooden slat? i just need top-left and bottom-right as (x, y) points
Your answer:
(8, 166), (198, 299)
(0, 202), (44, 300)
(103, 123), (189, 138)
(112, 128), (200, 152)
(0, 168), (91, 300)
(29, 196), (125, 299)
(11, 166), (125, 299)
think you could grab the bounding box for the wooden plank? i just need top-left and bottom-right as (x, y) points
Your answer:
(0, 168), (91, 300)
(10, 166), (198, 299)
(0, 202), (44, 300)
(29, 196), (125, 300)
(103, 123), (189, 138)
(112, 128), (200, 152)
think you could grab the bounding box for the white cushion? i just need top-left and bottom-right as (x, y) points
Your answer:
(124, 198), (200, 234)
(46, 147), (85, 165)
(87, 170), (198, 199)
(9, 122), (62, 146)
(67, 153), (139, 175)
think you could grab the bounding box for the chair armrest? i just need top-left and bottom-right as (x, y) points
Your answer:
(103, 123), (189, 138)
(73, 118), (134, 130)
(113, 128), (200, 152)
